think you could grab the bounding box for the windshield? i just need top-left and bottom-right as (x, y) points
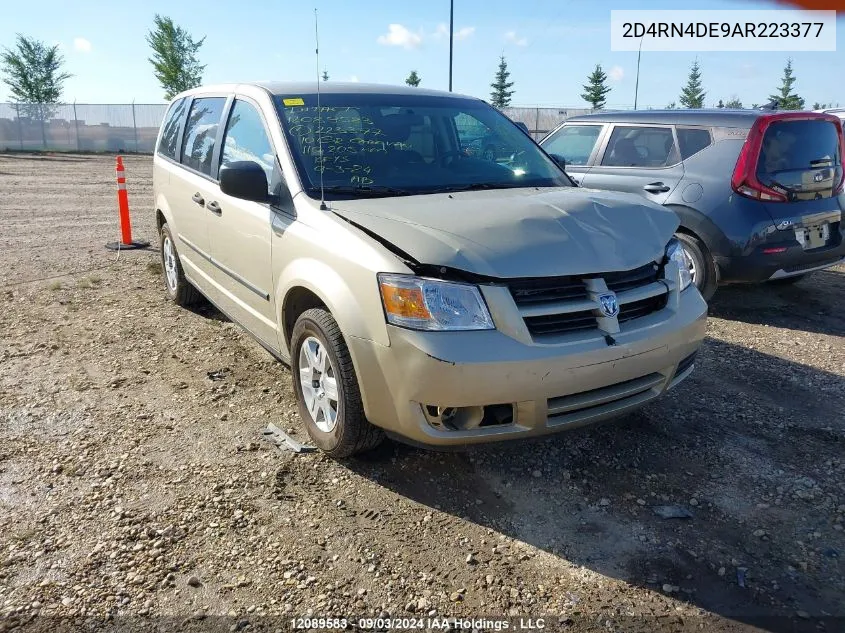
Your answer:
(274, 93), (572, 198)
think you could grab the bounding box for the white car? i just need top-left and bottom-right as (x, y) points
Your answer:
(815, 107), (845, 123)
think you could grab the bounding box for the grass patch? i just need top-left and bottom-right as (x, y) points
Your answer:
(76, 278), (93, 289)
(147, 260), (163, 275)
(47, 280), (62, 291)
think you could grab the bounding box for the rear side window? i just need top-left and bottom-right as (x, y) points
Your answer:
(181, 97), (227, 176)
(543, 125), (602, 166)
(601, 126), (677, 167)
(601, 126), (680, 167)
(157, 98), (187, 160)
(676, 127), (712, 160)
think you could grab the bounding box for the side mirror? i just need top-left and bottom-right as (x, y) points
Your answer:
(550, 153), (567, 171)
(219, 161), (269, 203)
(514, 121), (530, 136)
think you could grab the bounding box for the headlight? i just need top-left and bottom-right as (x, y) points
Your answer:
(377, 273), (495, 331)
(666, 239), (692, 291)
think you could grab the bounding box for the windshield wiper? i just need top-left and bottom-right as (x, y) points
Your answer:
(429, 182), (524, 194)
(315, 185), (413, 198)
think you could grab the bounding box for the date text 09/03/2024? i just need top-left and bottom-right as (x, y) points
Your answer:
(289, 617), (547, 630)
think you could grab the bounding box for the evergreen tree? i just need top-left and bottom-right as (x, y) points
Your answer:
(580, 64), (611, 110)
(321, 70), (329, 81)
(769, 59), (804, 110)
(717, 99), (724, 108)
(679, 59), (705, 109)
(725, 97), (743, 108)
(405, 70), (421, 87)
(666, 102), (677, 109)
(490, 55), (515, 109)
(147, 15), (205, 100)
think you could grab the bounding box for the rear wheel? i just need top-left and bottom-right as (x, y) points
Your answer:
(676, 232), (718, 300)
(291, 308), (384, 458)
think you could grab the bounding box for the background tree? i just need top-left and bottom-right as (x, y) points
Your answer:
(679, 59), (705, 108)
(1, 34), (71, 148)
(147, 15), (206, 100)
(405, 70), (421, 87)
(666, 102), (677, 109)
(769, 59), (804, 110)
(725, 97), (743, 108)
(490, 55), (515, 109)
(580, 64), (611, 110)
(321, 70), (329, 82)
(716, 99), (724, 108)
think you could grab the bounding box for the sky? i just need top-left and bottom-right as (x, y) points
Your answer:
(1, 0), (843, 108)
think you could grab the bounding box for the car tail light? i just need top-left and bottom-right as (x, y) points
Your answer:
(730, 112), (845, 203)
(836, 122), (845, 196)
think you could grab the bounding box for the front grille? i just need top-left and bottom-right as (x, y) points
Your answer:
(508, 262), (668, 339)
(509, 277), (588, 306)
(618, 294), (668, 323)
(524, 309), (597, 336)
(547, 372), (665, 426)
(602, 263), (660, 292)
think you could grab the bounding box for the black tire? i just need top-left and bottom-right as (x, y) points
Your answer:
(291, 308), (384, 458)
(767, 273), (809, 286)
(160, 223), (201, 307)
(676, 232), (718, 301)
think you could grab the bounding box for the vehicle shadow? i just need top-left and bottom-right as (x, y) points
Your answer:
(344, 336), (845, 632)
(187, 299), (230, 324)
(709, 267), (845, 337)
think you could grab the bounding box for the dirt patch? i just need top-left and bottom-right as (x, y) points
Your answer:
(0, 154), (843, 632)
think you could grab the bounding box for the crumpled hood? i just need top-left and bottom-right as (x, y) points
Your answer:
(331, 187), (679, 278)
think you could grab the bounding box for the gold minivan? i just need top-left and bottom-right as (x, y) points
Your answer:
(153, 82), (707, 457)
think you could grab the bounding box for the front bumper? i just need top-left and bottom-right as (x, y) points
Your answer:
(349, 287), (708, 447)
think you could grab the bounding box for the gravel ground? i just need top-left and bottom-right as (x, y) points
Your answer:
(0, 153), (843, 633)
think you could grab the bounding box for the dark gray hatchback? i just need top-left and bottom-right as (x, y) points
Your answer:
(540, 110), (845, 299)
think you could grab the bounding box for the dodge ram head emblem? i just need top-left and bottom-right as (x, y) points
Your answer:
(598, 293), (620, 318)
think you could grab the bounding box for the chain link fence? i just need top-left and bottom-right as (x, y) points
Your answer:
(0, 102), (618, 153)
(0, 103), (168, 153)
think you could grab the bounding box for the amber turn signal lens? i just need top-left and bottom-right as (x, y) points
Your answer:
(379, 282), (432, 320)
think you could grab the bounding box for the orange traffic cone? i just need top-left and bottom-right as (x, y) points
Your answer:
(106, 156), (150, 251)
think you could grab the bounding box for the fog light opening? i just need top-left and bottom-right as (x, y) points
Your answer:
(422, 405), (484, 431)
(422, 403), (515, 431)
(480, 404), (515, 427)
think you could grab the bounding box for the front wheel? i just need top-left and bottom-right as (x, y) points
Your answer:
(290, 308), (384, 458)
(676, 232), (718, 300)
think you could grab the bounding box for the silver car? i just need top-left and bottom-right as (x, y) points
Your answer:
(153, 82), (707, 457)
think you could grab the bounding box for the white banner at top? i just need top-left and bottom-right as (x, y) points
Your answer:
(610, 10), (837, 52)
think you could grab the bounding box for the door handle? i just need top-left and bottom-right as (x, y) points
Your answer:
(643, 182), (670, 194)
(191, 192), (205, 206)
(206, 201), (222, 215)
